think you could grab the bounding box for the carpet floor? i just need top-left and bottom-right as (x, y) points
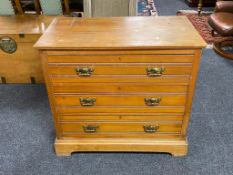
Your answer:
(0, 1), (233, 175)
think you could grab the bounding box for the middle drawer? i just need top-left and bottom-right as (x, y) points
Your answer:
(54, 94), (186, 107)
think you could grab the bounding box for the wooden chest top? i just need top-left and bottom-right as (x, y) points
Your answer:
(34, 16), (206, 50)
(0, 16), (54, 35)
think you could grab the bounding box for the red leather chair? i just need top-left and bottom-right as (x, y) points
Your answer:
(208, 0), (233, 59)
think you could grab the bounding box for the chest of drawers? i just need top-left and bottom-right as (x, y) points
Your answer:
(34, 16), (206, 156)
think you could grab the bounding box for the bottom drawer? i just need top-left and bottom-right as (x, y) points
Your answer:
(60, 122), (182, 137)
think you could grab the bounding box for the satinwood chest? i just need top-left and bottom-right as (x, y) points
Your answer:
(34, 16), (206, 156)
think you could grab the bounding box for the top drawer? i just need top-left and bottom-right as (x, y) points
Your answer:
(45, 51), (195, 84)
(47, 54), (195, 64)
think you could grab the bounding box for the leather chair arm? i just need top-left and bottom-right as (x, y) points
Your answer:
(215, 1), (233, 13)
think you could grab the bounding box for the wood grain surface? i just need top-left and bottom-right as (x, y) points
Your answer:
(0, 16), (54, 83)
(34, 16), (206, 49)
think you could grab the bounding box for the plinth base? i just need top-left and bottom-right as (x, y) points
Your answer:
(55, 138), (188, 157)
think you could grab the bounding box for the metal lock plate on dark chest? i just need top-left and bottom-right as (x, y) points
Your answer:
(0, 37), (17, 54)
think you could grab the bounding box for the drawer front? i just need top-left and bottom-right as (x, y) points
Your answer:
(56, 106), (185, 114)
(49, 75), (190, 84)
(54, 94), (186, 107)
(47, 64), (192, 76)
(59, 114), (184, 122)
(60, 122), (182, 134)
(47, 54), (194, 63)
(52, 83), (188, 93)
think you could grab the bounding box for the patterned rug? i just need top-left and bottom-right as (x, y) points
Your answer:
(177, 10), (226, 47)
(138, 0), (157, 16)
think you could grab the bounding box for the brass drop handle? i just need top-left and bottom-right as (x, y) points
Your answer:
(75, 67), (94, 77)
(146, 67), (166, 77)
(144, 97), (161, 106)
(83, 125), (99, 133)
(143, 125), (159, 133)
(80, 97), (96, 106)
